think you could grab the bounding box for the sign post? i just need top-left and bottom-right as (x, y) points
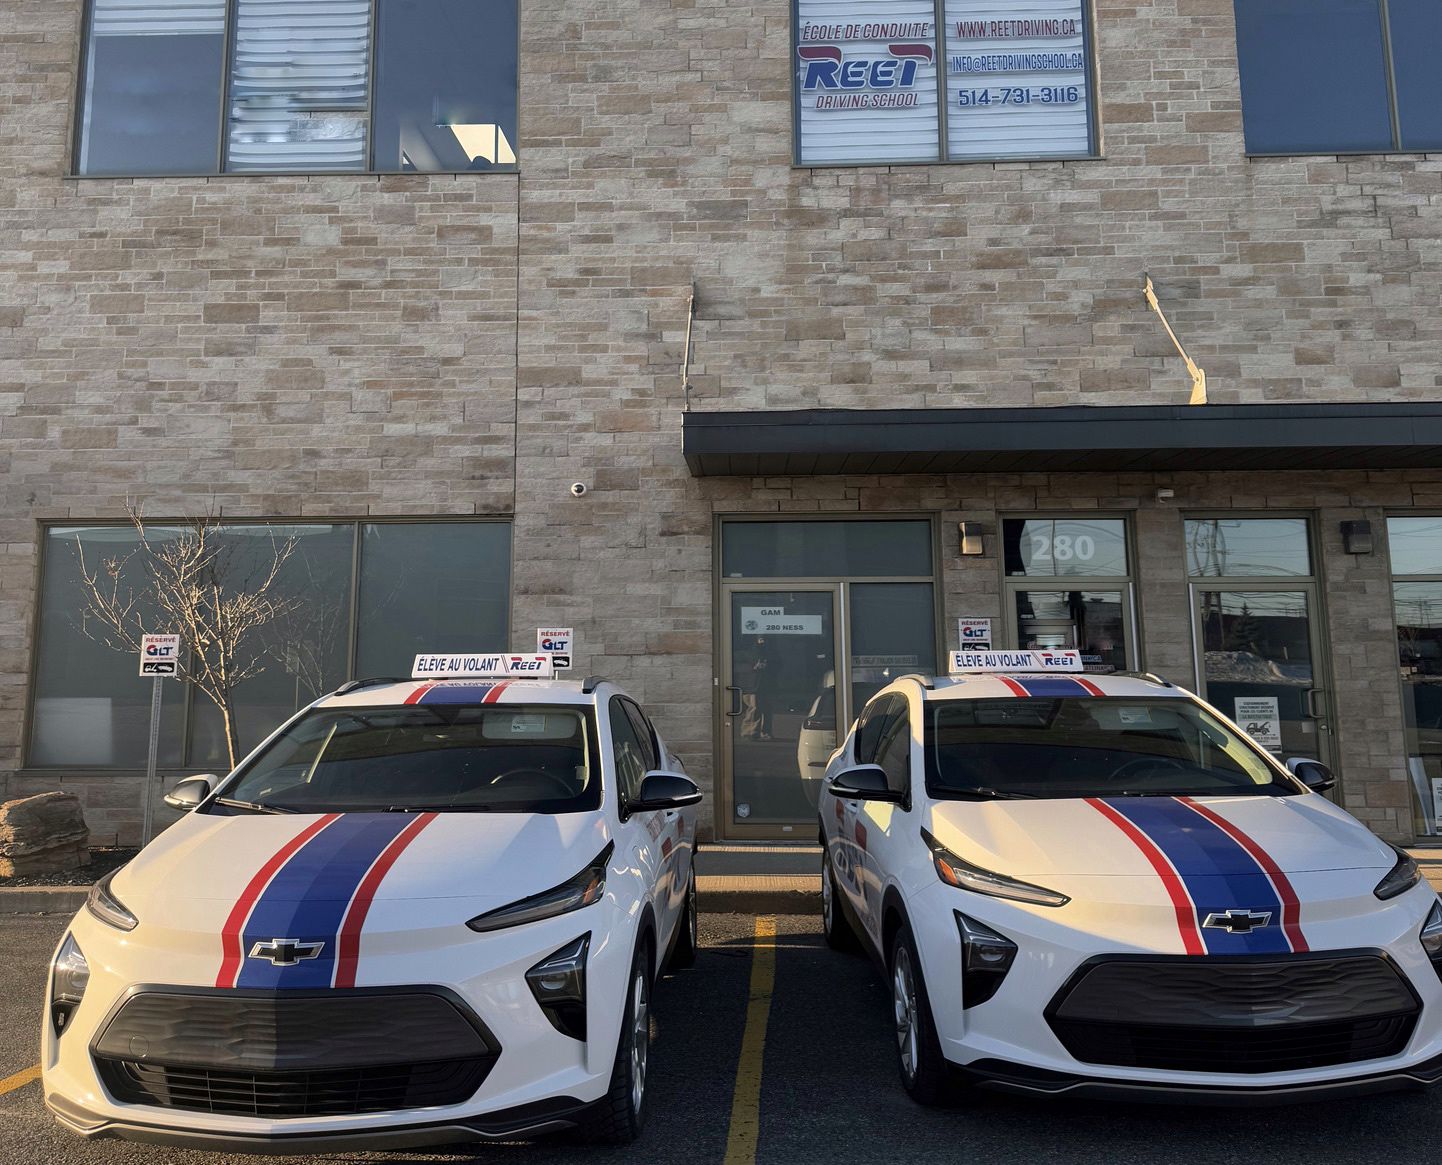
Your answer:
(138, 634), (180, 845)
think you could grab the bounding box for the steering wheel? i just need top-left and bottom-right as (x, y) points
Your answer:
(1109, 756), (1187, 781)
(488, 767), (577, 797)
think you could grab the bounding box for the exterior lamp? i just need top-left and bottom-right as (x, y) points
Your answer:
(1340, 520), (1374, 555)
(958, 521), (987, 557)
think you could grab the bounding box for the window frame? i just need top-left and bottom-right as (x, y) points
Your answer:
(22, 516), (513, 772)
(69, 0), (522, 178)
(1385, 513), (1442, 838)
(790, 0), (1102, 169)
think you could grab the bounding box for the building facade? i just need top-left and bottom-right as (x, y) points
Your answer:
(5, 0), (1442, 846)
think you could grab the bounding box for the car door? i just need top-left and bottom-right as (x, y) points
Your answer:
(831, 694), (893, 928)
(608, 698), (678, 945)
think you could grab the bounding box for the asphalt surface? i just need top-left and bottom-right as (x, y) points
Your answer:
(4, 911), (1442, 1163)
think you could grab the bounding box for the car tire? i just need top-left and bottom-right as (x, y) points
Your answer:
(668, 870), (699, 970)
(889, 922), (950, 1106)
(581, 938), (652, 1144)
(821, 846), (861, 952)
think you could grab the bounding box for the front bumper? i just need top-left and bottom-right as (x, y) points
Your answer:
(905, 878), (1442, 1096)
(43, 902), (636, 1149)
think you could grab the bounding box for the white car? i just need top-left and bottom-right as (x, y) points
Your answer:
(820, 649), (1442, 1104)
(43, 655), (701, 1152)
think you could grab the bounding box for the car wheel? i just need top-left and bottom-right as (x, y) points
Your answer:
(889, 923), (949, 1105)
(582, 939), (651, 1144)
(669, 871), (699, 970)
(821, 846), (861, 952)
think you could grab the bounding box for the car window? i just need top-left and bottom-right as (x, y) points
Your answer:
(621, 699), (660, 771)
(215, 703), (598, 813)
(609, 698), (649, 809)
(924, 696), (1294, 801)
(854, 696), (893, 763)
(875, 700), (912, 796)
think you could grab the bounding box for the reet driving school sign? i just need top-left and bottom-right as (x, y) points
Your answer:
(138, 634), (180, 677)
(795, 0), (1092, 164)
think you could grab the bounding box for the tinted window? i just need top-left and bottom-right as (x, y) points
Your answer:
(1234, 0), (1392, 154)
(1003, 518), (1128, 578)
(373, 0), (518, 172)
(221, 703), (597, 813)
(621, 699), (659, 771)
(76, 0), (226, 175)
(722, 520), (932, 578)
(1390, 0), (1442, 150)
(854, 696), (895, 763)
(1184, 518), (1311, 577)
(609, 699), (649, 807)
(875, 703), (912, 795)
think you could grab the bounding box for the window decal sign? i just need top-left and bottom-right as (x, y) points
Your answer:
(944, 0), (1091, 159)
(796, 0), (941, 164)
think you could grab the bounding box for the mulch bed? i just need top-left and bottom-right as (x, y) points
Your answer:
(0, 847), (140, 888)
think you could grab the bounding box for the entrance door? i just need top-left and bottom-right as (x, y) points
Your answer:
(1192, 586), (1333, 769)
(722, 587), (841, 834)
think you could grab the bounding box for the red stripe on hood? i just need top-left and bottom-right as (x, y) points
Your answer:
(332, 812), (439, 989)
(1087, 798), (1206, 955)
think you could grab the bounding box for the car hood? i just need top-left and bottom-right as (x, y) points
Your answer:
(928, 793), (1394, 881)
(114, 808), (611, 913)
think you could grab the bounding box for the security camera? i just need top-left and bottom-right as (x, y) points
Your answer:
(569, 482), (588, 497)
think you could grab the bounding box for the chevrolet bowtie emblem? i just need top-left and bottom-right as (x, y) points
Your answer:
(1201, 909), (1273, 934)
(248, 938), (325, 966)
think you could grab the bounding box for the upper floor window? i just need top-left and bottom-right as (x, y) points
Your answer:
(793, 0), (1098, 166)
(1234, 0), (1442, 155)
(74, 0), (518, 176)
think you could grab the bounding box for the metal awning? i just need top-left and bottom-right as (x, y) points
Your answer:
(681, 403), (1442, 476)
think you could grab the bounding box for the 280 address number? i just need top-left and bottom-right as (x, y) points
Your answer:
(957, 86), (1081, 107)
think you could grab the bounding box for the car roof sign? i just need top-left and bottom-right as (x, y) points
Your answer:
(948, 649), (1083, 673)
(412, 653), (555, 679)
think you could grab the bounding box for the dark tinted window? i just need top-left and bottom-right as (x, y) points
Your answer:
(722, 520), (932, 578)
(609, 699), (648, 807)
(1234, 0), (1393, 154)
(1390, 0), (1442, 150)
(621, 699), (660, 771)
(854, 696), (895, 764)
(875, 703), (912, 795)
(373, 0), (518, 172)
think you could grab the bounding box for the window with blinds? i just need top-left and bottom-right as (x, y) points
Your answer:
(73, 0), (519, 174)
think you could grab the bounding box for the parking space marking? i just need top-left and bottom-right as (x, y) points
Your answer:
(0, 1065), (40, 1097)
(723, 915), (776, 1165)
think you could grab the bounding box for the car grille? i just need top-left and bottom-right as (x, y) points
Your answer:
(92, 987), (498, 1118)
(1047, 953), (1421, 1074)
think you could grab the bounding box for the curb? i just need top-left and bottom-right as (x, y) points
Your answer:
(0, 887), (87, 915)
(698, 875), (820, 915)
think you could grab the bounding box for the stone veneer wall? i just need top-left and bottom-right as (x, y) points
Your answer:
(4, 0), (1442, 841)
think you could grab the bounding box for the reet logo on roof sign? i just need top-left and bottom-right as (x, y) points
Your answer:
(949, 649), (1083, 673)
(412, 653), (555, 679)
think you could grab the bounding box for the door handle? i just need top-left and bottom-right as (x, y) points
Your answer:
(725, 686), (742, 716)
(1305, 688), (1325, 719)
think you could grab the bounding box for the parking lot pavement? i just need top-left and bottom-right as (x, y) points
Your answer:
(5, 910), (1442, 1165)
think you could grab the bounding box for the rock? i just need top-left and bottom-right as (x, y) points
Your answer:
(0, 792), (90, 878)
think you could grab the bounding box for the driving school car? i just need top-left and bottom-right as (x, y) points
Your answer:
(43, 654), (701, 1152)
(819, 649), (1442, 1104)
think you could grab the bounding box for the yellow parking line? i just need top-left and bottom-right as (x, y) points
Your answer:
(723, 916), (777, 1165)
(0, 1065), (40, 1097)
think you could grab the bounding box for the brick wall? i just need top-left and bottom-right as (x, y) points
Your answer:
(3, 0), (1442, 841)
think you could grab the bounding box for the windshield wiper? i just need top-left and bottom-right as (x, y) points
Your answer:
(950, 787), (1037, 801)
(213, 796), (296, 815)
(383, 803), (496, 813)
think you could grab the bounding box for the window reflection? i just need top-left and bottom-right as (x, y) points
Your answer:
(1185, 518), (1311, 577)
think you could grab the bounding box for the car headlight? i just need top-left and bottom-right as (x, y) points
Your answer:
(921, 828), (1069, 908)
(1421, 899), (1442, 983)
(50, 934), (89, 1036)
(86, 869), (138, 931)
(466, 842), (613, 933)
(1374, 847), (1422, 901)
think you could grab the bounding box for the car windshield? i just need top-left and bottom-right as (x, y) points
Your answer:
(212, 704), (598, 814)
(925, 696), (1295, 800)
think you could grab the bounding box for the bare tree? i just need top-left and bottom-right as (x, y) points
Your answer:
(74, 506), (298, 770)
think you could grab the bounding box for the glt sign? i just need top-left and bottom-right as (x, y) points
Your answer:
(537, 627), (574, 671)
(138, 634), (180, 677)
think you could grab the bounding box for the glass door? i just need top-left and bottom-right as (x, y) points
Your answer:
(722, 587), (841, 832)
(1192, 586), (1333, 768)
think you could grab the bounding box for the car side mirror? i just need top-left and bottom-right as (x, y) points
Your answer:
(163, 775), (216, 810)
(633, 771), (702, 811)
(1286, 757), (1336, 792)
(828, 764), (903, 802)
